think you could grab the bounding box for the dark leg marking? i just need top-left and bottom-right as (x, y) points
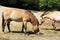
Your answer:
(7, 20), (11, 32)
(21, 23), (24, 33)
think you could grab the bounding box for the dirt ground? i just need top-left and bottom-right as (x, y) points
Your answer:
(0, 6), (60, 40)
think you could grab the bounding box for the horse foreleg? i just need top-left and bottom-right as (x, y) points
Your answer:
(52, 21), (56, 30)
(7, 20), (11, 32)
(21, 23), (24, 32)
(23, 20), (27, 34)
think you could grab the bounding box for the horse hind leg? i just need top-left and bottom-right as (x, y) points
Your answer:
(7, 19), (11, 32)
(21, 23), (24, 33)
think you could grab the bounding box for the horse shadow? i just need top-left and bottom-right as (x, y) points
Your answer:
(11, 31), (23, 33)
(11, 31), (43, 35)
(55, 29), (60, 31)
(41, 28), (60, 31)
(11, 31), (34, 34)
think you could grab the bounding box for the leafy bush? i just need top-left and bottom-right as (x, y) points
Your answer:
(0, 0), (60, 10)
(39, 0), (60, 10)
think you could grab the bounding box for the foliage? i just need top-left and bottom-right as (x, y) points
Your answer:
(0, 0), (60, 10)
(39, 0), (60, 10)
(0, 0), (40, 10)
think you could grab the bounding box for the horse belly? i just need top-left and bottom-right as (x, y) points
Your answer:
(12, 18), (23, 22)
(54, 17), (60, 21)
(53, 15), (60, 21)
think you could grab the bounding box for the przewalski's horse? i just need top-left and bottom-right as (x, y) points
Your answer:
(40, 11), (60, 30)
(2, 8), (39, 34)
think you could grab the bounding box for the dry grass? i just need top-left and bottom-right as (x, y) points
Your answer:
(0, 22), (60, 40)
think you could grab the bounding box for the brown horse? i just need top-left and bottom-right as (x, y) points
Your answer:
(2, 8), (39, 34)
(40, 11), (60, 30)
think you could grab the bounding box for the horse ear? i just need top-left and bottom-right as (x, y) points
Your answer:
(42, 15), (46, 18)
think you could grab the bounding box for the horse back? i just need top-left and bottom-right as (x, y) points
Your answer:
(3, 8), (30, 21)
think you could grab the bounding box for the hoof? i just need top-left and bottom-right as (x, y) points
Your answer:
(53, 28), (56, 30)
(36, 32), (43, 35)
(6, 31), (11, 33)
(53, 27), (56, 30)
(21, 31), (24, 33)
(24, 32), (27, 34)
(1, 32), (5, 34)
(9, 31), (11, 33)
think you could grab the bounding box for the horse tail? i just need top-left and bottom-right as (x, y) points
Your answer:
(2, 12), (4, 32)
(2, 12), (4, 25)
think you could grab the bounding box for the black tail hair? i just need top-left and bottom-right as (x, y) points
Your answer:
(2, 12), (4, 32)
(2, 12), (4, 25)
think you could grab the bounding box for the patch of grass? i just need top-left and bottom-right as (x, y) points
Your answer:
(0, 37), (9, 40)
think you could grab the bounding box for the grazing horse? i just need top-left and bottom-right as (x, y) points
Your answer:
(2, 8), (39, 34)
(40, 11), (60, 30)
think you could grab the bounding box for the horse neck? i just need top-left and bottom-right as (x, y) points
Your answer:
(30, 13), (39, 26)
(41, 11), (50, 17)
